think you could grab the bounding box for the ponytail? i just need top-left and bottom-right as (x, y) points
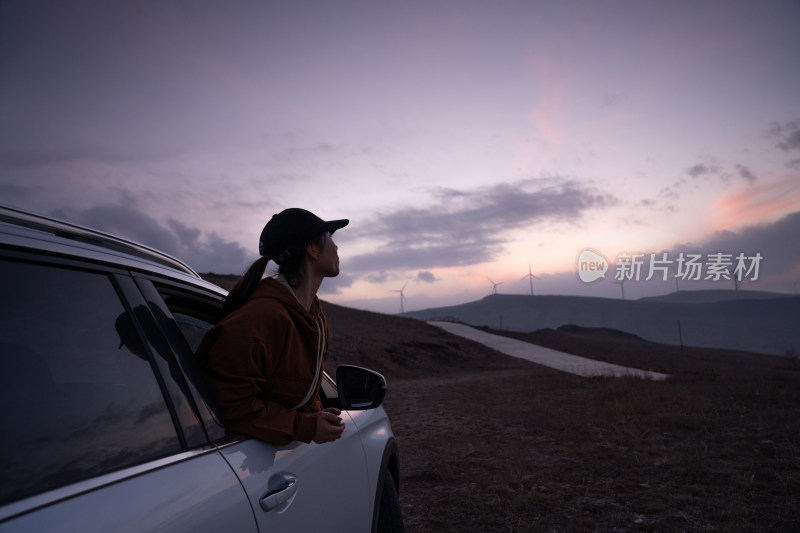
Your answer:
(221, 256), (269, 317)
(221, 232), (324, 317)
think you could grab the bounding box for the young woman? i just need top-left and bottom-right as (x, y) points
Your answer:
(198, 208), (348, 445)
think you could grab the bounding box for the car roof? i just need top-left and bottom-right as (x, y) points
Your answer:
(0, 204), (227, 295)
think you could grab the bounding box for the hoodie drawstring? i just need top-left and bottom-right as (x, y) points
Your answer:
(290, 317), (325, 411)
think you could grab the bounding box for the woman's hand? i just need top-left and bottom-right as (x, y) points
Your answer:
(313, 407), (345, 444)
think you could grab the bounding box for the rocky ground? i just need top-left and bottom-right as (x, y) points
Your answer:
(324, 302), (800, 532)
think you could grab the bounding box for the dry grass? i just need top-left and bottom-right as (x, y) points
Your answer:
(324, 303), (800, 532)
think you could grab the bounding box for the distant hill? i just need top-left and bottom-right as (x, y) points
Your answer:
(639, 289), (790, 304)
(401, 291), (799, 356)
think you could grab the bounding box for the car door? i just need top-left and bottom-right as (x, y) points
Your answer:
(0, 256), (257, 533)
(143, 278), (373, 532)
(218, 412), (371, 532)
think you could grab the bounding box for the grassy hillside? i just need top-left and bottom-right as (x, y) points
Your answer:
(323, 302), (800, 532)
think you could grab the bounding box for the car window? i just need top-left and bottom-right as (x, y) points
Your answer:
(0, 259), (182, 505)
(154, 286), (222, 353)
(147, 281), (228, 441)
(173, 312), (216, 353)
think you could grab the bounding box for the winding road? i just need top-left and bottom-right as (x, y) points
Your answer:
(429, 321), (668, 380)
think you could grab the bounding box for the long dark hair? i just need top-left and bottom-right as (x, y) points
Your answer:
(221, 233), (325, 317)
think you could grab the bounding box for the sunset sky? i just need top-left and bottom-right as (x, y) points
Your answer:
(1, 0), (799, 313)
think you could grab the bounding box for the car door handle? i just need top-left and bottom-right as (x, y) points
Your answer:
(259, 475), (298, 512)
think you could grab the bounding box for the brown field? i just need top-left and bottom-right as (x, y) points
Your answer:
(323, 302), (800, 532)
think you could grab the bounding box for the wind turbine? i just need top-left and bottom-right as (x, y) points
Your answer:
(614, 278), (626, 300)
(487, 278), (504, 295)
(391, 281), (408, 313)
(520, 263), (540, 296)
(671, 262), (680, 293)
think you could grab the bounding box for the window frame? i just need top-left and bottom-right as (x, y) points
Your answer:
(132, 274), (230, 443)
(115, 273), (209, 449)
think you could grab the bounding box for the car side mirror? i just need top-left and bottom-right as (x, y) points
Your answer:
(336, 365), (386, 411)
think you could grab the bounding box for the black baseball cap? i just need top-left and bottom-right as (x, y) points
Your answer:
(258, 208), (349, 263)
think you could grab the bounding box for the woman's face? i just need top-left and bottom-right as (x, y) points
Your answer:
(313, 232), (340, 277)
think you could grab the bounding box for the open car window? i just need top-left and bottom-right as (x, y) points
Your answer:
(143, 280), (228, 442)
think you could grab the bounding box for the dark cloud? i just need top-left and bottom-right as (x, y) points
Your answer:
(167, 218), (202, 247)
(416, 271), (437, 283)
(654, 157), (755, 208)
(734, 163), (757, 183)
(649, 121), (796, 207)
(592, 212), (800, 296)
(767, 120), (800, 151)
(364, 271), (390, 284)
(685, 163), (719, 178)
(780, 130), (800, 151)
(317, 271), (357, 296)
(345, 178), (618, 273)
(0, 182), (43, 205)
(657, 185), (680, 201)
(672, 210), (800, 278)
(51, 204), (248, 274)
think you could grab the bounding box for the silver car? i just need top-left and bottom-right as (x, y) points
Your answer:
(0, 205), (403, 532)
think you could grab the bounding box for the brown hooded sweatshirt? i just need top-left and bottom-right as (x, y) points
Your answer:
(198, 277), (327, 445)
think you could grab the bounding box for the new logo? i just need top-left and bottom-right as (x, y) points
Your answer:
(577, 249), (608, 283)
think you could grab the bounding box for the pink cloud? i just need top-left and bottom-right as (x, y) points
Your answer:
(711, 178), (800, 232)
(520, 50), (566, 170)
